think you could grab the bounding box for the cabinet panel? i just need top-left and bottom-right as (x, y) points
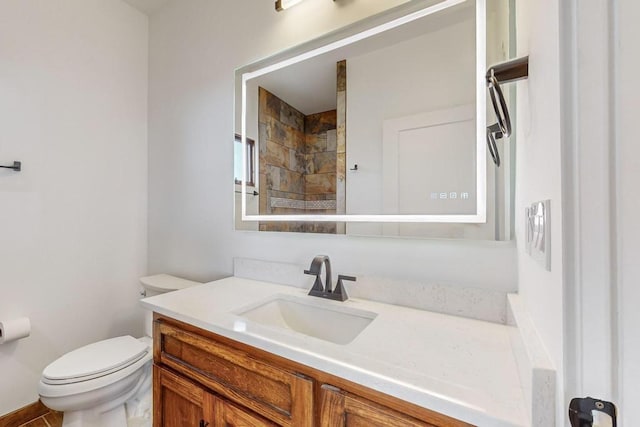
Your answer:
(214, 396), (279, 427)
(320, 384), (441, 427)
(154, 365), (214, 427)
(155, 320), (313, 427)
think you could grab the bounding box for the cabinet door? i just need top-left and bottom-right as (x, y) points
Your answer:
(155, 320), (313, 426)
(213, 396), (280, 427)
(320, 385), (438, 427)
(154, 365), (214, 427)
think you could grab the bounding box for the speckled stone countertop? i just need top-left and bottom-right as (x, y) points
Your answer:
(141, 277), (527, 426)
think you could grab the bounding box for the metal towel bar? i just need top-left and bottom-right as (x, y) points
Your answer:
(486, 55), (529, 85)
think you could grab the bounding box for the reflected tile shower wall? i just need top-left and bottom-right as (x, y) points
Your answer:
(258, 87), (339, 233)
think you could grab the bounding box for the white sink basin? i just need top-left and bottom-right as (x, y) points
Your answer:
(235, 294), (377, 345)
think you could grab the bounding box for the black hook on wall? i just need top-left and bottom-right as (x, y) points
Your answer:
(0, 161), (21, 172)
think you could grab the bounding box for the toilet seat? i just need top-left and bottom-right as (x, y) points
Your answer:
(42, 336), (148, 385)
(39, 336), (151, 399)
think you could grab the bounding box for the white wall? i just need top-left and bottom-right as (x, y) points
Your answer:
(347, 15), (475, 210)
(515, 0), (564, 424)
(147, 1), (517, 296)
(0, 0), (148, 414)
(345, 13), (491, 238)
(559, 0), (640, 421)
(616, 0), (640, 421)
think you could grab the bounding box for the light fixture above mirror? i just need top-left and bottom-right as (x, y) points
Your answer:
(275, 0), (337, 12)
(275, 0), (304, 12)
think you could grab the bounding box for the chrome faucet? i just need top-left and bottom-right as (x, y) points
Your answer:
(304, 255), (356, 301)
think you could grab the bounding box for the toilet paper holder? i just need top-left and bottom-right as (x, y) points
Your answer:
(0, 317), (31, 344)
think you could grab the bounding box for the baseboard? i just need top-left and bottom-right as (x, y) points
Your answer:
(0, 401), (58, 427)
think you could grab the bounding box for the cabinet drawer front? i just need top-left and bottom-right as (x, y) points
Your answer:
(320, 385), (470, 427)
(155, 320), (313, 427)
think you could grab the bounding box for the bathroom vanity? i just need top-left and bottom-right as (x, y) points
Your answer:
(143, 277), (530, 427)
(153, 314), (469, 427)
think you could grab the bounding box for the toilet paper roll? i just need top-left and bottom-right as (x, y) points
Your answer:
(0, 317), (31, 344)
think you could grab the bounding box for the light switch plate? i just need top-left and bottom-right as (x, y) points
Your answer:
(526, 200), (551, 271)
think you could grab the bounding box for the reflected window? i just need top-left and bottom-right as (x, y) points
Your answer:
(234, 134), (255, 187)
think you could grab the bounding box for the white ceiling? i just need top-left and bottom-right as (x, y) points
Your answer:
(121, 0), (171, 15)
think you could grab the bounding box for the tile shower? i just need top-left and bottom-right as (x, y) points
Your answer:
(257, 61), (347, 233)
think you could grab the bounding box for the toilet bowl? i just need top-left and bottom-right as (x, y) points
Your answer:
(39, 336), (152, 427)
(38, 275), (201, 427)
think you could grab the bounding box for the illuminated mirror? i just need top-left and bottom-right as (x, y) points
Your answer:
(235, 0), (515, 239)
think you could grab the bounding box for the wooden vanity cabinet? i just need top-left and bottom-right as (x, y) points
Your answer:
(154, 366), (211, 427)
(319, 384), (438, 427)
(153, 314), (473, 427)
(154, 366), (277, 427)
(213, 396), (279, 427)
(153, 318), (313, 427)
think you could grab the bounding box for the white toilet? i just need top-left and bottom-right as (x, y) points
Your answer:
(38, 274), (200, 427)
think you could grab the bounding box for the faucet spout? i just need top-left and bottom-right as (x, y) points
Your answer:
(304, 255), (332, 294)
(304, 255), (355, 302)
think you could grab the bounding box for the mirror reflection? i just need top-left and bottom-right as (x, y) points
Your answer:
(235, 0), (514, 240)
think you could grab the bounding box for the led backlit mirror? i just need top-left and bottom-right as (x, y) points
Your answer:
(234, 0), (515, 239)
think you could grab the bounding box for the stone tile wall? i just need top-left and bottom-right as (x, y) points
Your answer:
(258, 87), (306, 223)
(336, 59), (347, 233)
(258, 87), (338, 233)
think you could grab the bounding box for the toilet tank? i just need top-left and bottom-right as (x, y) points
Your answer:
(139, 274), (201, 336)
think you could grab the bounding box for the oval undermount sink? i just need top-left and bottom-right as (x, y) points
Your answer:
(235, 294), (377, 345)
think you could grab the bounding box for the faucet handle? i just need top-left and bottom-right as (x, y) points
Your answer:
(333, 275), (356, 301)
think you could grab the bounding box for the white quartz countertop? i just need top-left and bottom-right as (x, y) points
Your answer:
(141, 277), (527, 426)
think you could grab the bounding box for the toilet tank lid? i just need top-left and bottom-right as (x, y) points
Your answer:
(139, 274), (201, 292)
(43, 336), (148, 381)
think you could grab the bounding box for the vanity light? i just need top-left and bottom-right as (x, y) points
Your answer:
(275, 0), (304, 11)
(275, 0), (338, 12)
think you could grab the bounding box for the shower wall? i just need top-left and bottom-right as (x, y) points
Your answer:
(304, 110), (338, 210)
(258, 87), (338, 233)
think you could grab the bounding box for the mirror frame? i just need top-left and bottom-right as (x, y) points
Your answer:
(237, 0), (486, 224)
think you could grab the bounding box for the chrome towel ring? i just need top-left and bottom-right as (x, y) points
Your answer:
(488, 73), (511, 138)
(486, 72), (511, 167)
(486, 123), (503, 167)
(485, 56), (528, 167)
